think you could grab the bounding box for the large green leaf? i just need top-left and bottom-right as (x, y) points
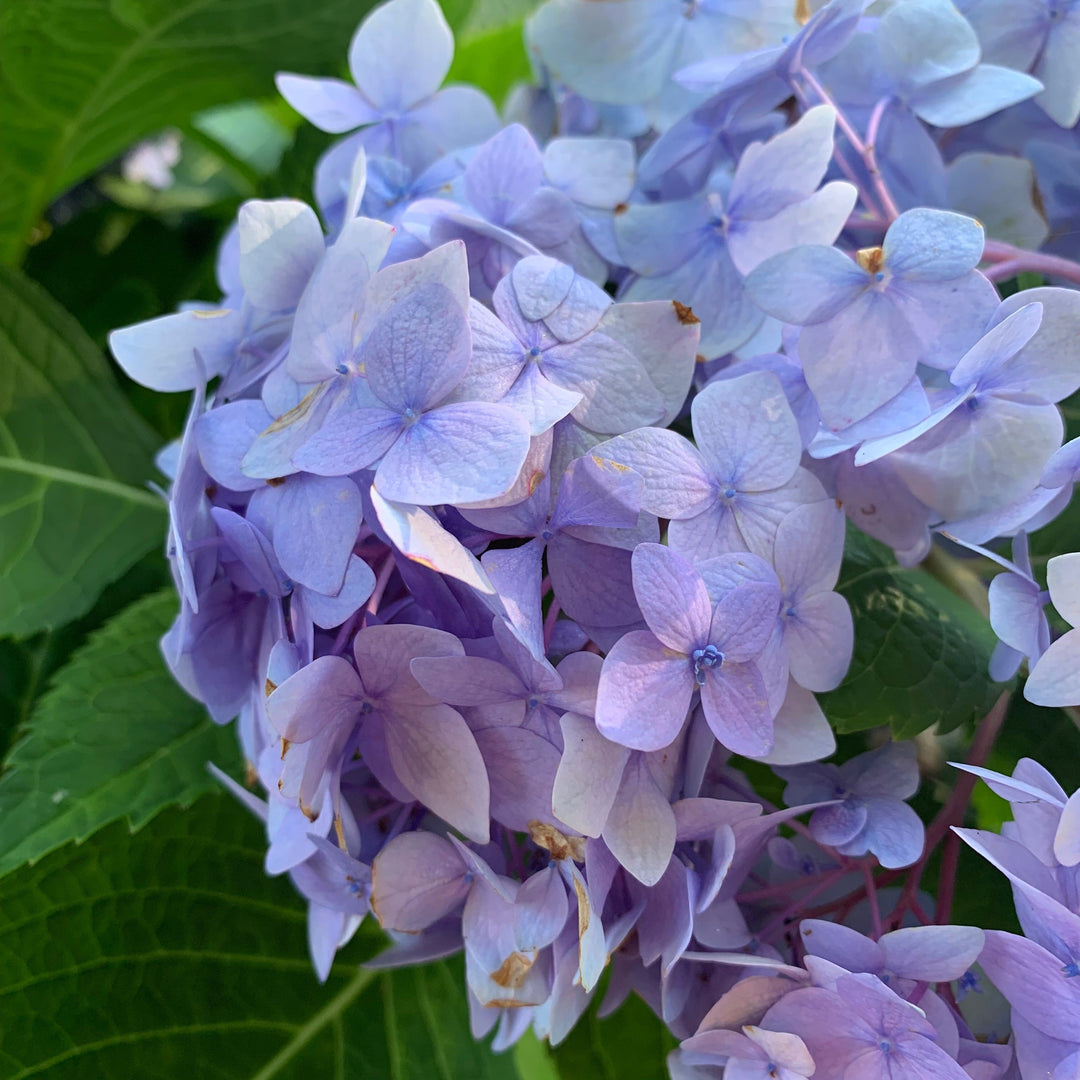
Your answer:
(0, 0), (381, 264)
(819, 530), (1005, 738)
(0, 265), (167, 636)
(0, 795), (526, 1079)
(0, 588), (238, 876)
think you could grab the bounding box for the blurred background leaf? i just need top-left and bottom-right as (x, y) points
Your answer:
(0, 589), (239, 876)
(0, 266), (166, 637)
(0, 794), (554, 1080)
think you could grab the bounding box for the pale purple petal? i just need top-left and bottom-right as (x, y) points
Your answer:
(1025, 630), (1080, 707)
(383, 703), (490, 842)
(237, 199), (325, 312)
(553, 712), (631, 836)
(274, 74), (378, 133)
(631, 543), (712, 652)
(370, 831), (469, 931)
(596, 630), (693, 751)
(603, 753), (677, 886)
(266, 655), (361, 742)
(700, 662), (773, 757)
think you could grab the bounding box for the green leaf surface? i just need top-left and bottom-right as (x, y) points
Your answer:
(550, 992), (676, 1080)
(0, 589), (238, 877)
(0, 795), (523, 1079)
(448, 23), (531, 105)
(820, 532), (1005, 738)
(0, 0), (382, 264)
(0, 265), (167, 636)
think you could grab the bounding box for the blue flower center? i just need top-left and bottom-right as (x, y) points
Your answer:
(692, 644), (724, 685)
(723, 487), (737, 500)
(527, 697), (539, 709)
(336, 363), (349, 375)
(874, 271), (885, 282)
(879, 1040), (892, 1054)
(401, 406), (420, 426)
(1063, 960), (1080, 978)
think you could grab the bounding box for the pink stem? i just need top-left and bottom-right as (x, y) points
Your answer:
(737, 867), (848, 903)
(863, 96), (901, 222)
(981, 241), (1080, 286)
(365, 553), (397, 618)
(543, 598), (562, 649)
(864, 863), (883, 939)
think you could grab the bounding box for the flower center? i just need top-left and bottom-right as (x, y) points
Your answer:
(692, 644), (724, 685)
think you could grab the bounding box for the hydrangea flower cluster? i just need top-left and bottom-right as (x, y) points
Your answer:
(110, 0), (1080, 1071)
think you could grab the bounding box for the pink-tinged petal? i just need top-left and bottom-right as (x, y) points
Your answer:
(348, 0), (451, 109)
(811, 800), (869, 847)
(595, 631), (693, 752)
(850, 797), (925, 868)
(879, 925), (985, 982)
(786, 590), (854, 692)
(266, 655), (361, 742)
(553, 712), (630, 837)
(237, 199), (325, 312)
(631, 543), (712, 652)
(594, 428), (715, 519)
(274, 74), (377, 133)
(692, 371), (802, 491)
(370, 831), (469, 931)
(1048, 552), (1080, 627)
(774, 499), (846, 596)
(371, 488), (498, 598)
(700, 662), (773, 757)
(1024, 630), (1080, 708)
(375, 402), (531, 506)
(479, 538), (545, 657)
(743, 1026), (815, 1074)
(979, 929), (1080, 1042)
(603, 754), (677, 886)
(383, 703), (490, 843)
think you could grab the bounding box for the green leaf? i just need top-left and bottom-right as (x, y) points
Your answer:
(448, 23), (531, 105)
(0, 588), (239, 877)
(0, 0), (372, 264)
(550, 992), (676, 1080)
(820, 533), (1005, 738)
(0, 265), (167, 636)
(0, 795), (523, 1079)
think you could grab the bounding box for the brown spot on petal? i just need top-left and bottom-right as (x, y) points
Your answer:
(280, 737), (291, 759)
(527, 469), (547, 496)
(300, 801), (319, 822)
(696, 353), (708, 364)
(333, 814), (347, 849)
(486, 998), (532, 1009)
(266, 476), (287, 487)
(614, 202), (629, 215)
(409, 554), (439, 572)
(574, 876), (590, 938)
(856, 246), (884, 275)
(244, 761), (259, 787)
(529, 821), (586, 862)
(192, 308), (232, 320)
(266, 386), (320, 434)
(265, 678), (277, 698)
(205, 484), (218, 500)
(492, 951), (535, 989)
(673, 301), (700, 325)
(794, 0), (811, 23)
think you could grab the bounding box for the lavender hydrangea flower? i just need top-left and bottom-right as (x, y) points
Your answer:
(745, 209), (998, 429)
(1025, 552), (1080, 706)
(776, 742), (924, 868)
(596, 543), (781, 756)
(598, 371), (826, 561)
(276, 0), (498, 170)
